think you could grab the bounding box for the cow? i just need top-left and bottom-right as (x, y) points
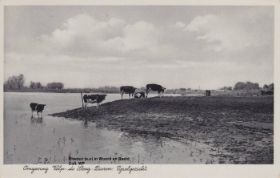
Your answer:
(83, 94), (106, 109)
(120, 86), (137, 99)
(146, 84), (166, 97)
(134, 91), (146, 98)
(30, 102), (46, 118)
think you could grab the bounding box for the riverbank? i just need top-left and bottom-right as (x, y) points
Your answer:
(51, 96), (273, 164)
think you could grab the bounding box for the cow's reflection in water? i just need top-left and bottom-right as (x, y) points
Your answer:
(83, 118), (88, 128)
(30, 116), (43, 124)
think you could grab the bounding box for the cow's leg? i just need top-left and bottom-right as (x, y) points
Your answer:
(37, 111), (39, 118)
(121, 92), (123, 99)
(31, 110), (34, 118)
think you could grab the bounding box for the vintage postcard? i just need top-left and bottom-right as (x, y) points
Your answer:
(0, 0), (279, 177)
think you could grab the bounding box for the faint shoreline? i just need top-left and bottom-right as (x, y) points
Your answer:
(3, 89), (118, 94)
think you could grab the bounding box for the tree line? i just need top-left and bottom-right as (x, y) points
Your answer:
(3, 74), (274, 93)
(4, 74), (64, 90)
(3, 74), (119, 93)
(220, 81), (273, 91)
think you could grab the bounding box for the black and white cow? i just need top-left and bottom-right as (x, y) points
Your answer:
(83, 94), (106, 108)
(30, 102), (46, 118)
(120, 86), (137, 99)
(146, 84), (166, 97)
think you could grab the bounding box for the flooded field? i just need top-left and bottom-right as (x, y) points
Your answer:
(4, 92), (222, 164)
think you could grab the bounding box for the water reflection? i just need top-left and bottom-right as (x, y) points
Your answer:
(30, 116), (43, 124)
(83, 118), (88, 128)
(5, 92), (219, 164)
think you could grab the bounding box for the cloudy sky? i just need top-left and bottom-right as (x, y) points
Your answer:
(4, 6), (274, 89)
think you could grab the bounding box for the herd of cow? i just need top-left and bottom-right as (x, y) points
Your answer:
(82, 83), (166, 108)
(121, 83), (166, 99)
(30, 83), (166, 117)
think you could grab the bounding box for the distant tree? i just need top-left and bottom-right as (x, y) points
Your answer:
(220, 86), (233, 90)
(30, 81), (43, 89)
(263, 84), (269, 90)
(30, 81), (35, 89)
(268, 83), (274, 91)
(263, 83), (274, 91)
(178, 88), (187, 95)
(46, 82), (64, 90)
(4, 74), (25, 90)
(234, 81), (259, 90)
(179, 88), (187, 91)
(234, 82), (245, 90)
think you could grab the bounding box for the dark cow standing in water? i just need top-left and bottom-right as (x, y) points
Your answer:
(83, 94), (106, 108)
(120, 86), (137, 99)
(146, 84), (166, 97)
(30, 102), (46, 118)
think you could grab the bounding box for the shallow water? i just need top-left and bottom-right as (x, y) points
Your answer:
(4, 92), (219, 164)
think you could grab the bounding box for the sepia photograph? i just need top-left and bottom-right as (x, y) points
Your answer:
(3, 5), (275, 166)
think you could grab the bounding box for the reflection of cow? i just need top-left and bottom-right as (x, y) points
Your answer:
(120, 86), (137, 99)
(31, 116), (43, 124)
(83, 94), (106, 108)
(146, 84), (166, 97)
(30, 103), (46, 118)
(134, 91), (146, 98)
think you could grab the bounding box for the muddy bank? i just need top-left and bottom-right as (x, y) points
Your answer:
(51, 96), (273, 164)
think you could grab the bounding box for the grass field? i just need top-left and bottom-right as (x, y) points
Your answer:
(52, 96), (273, 164)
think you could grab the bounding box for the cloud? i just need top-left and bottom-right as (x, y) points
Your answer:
(39, 14), (126, 56)
(175, 21), (186, 28)
(122, 21), (160, 50)
(39, 14), (163, 60)
(179, 12), (272, 52)
(5, 7), (273, 89)
(102, 21), (160, 52)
